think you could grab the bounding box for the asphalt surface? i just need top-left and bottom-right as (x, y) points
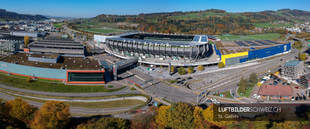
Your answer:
(0, 83), (140, 97)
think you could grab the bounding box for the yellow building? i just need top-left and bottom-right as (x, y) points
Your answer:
(221, 51), (248, 66)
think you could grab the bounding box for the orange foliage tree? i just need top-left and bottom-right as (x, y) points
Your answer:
(31, 101), (70, 129)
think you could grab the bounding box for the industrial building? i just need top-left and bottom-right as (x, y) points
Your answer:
(28, 39), (86, 56)
(217, 41), (291, 66)
(281, 60), (304, 79)
(10, 31), (40, 38)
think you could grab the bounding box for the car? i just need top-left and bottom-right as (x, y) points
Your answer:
(187, 77), (193, 80)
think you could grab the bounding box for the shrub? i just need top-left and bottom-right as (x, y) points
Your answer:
(197, 65), (205, 71)
(178, 67), (187, 75)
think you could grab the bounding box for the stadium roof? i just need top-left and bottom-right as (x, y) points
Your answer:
(108, 32), (211, 46)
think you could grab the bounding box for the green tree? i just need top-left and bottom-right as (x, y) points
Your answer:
(218, 62), (225, 68)
(31, 101), (70, 129)
(187, 67), (194, 74)
(178, 67), (187, 75)
(237, 77), (247, 95)
(5, 98), (36, 124)
(197, 65), (205, 71)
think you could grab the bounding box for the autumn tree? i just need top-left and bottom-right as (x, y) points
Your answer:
(24, 36), (30, 47)
(298, 53), (307, 61)
(5, 98), (36, 124)
(31, 101), (70, 129)
(193, 106), (208, 129)
(187, 67), (194, 74)
(218, 62), (225, 68)
(168, 102), (194, 129)
(197, 65), (205, 71)
(202, 104), (232, 128)
(77, 117), (130, 129)
(170, 66), (176, 74)
(155, 105), (171, 128)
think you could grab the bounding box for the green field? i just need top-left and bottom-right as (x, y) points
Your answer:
(82, 28), (124, 34)
(72, 21), (126, 34)
(53, 22), (64, 28)
(253, 23), (293, 28)
(0, 73), (125, 93)
(219, 33), (281, 41)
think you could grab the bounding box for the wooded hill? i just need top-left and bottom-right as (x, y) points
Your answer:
(0, 9), (47, 21)
(72, 9), (310, 35)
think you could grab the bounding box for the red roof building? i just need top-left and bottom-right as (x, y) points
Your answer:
(258, 85), (293, 100)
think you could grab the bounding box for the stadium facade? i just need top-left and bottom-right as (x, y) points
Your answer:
(95, 32), (217, 66)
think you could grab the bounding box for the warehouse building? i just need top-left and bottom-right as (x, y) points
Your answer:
(219, 42), (291, 66)
(28, 40), (86, 56)
(281, 60), (304, 79)
(10, 31), (40, 38)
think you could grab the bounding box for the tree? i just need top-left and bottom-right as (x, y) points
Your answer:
(298, 53), (307, 61)
(187, 67), (194, 74)
(168, 102), (194, 129)
(170, 66), (176, 74)
(155, 105), (171, 128)
(293, 41), (302, 50)
(237, 77), (247, 96)
(202, 104), (232, 128)
(178, 67), (187, 75)
(249, 73), (258, 84)
(218, 62), (225, 68)
(31, 101), (70, 129)
(77, 117), (130, 129)
(193, 107), (208, 129)
(24, 36), (29, 47)
(197, 65), (205, 71)
(5, 98), (36, 124)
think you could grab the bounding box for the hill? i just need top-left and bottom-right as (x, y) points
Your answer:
(69, 9), (310, 35)
(0, 9), (47, 21)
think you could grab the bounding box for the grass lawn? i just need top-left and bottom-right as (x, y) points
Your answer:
(0, 73), (126, 93)
(215, 91), (233, 98)
(238, 86), (254, 98)
(53, 22), (64, 28)
(219, 33), (281, 41)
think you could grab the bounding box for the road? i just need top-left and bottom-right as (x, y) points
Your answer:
(0, 83), (139, 97)
(0, 91), (139, 116)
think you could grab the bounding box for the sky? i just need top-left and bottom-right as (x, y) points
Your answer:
(0, 0), (309, 18)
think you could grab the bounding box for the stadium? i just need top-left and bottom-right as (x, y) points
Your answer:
(95, 32), (219, 66)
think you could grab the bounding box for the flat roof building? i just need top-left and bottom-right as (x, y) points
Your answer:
(281, 60), (304, 79)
